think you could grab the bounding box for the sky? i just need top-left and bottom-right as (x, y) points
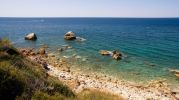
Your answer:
(0, 0), (179, 17)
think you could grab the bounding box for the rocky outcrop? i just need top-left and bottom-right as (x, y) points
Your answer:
(64, 31), (76, 40)
(100, 50), (122, 60)
(24, 33), (37, 41)
(112, 51), (122, 60)
(19, 48), (36, 56)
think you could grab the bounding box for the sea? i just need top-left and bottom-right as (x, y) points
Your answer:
(0, 18), (179, 87)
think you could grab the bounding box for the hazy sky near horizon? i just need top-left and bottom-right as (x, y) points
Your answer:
(0, 0), (179, 17)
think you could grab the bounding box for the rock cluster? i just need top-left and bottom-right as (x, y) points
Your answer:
(18, 48), (176, 100)
(100, 50), (122, 60)
(24, 33), (37, 41)
(20, 48), (36, 56)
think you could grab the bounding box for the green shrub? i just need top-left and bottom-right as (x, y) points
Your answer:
(0, 69), (24, 100)
(46, 82), (75, 97)
(32, 91), (67, 100)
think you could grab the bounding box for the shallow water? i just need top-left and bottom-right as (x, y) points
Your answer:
(0, 18), (179, 86)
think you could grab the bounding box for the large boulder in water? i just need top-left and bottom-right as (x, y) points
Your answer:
(64, 31), (76, 40)
(24, 33), (37, 41)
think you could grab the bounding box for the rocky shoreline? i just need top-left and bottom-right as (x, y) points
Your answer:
(18, 48), (179, 100)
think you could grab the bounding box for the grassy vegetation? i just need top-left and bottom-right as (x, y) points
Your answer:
(0, 38), (123, 100)
(0, 38), (74, 100)
(77, 89), (123, 100)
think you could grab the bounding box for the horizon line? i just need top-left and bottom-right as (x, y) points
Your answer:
(0, 16), (179, 19)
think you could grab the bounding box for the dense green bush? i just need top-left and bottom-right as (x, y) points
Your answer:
(0, 69), (24, 100)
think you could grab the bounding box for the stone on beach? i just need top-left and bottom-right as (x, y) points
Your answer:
(175, 94), (179, 99)
(39, 48), (46, 55)
(64, 31), (76, 40)
(171, 87), (179, 99)
(171, 88), (179, 94)
(24, 33), (37, 40)
(48, 53), (55, 57)
(19, 48), (36, 56)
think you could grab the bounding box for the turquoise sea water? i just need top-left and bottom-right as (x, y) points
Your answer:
(0, 18), (179, 86)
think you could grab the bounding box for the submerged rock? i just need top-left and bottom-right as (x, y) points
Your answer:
(175, 73), (179, 78)
(40, 44), (49, 48)
(75, 55), (81, 59)
(57, 48), (63, 52)
(170, 69), (179, 74)
(169, 69), (179, 78)
(100, 50), (112, 56)
(62, 45), (72, 49)
(76, 37), (86, 42)
(24, 33), (37, 40)
(64, 31), (76, 40)
(100, 50), (122, 60)
(112, 51), (122, 60)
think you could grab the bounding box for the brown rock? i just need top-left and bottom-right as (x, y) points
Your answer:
(112, 51), (122, 60)
(175, 94), (179, 99)
(171, 88), (179, 94)
(24, 33), (37, 40)
(62, 67), (70, 72)
(30, 52), (36, 56)
(48, 53), (55, 57)
(57, 48), (63, 52)
(175, 73), (179, 78)
(170, 69), (179, 74)
(39, 48), (46, 55)
(100, 50), (111, 56)
(64, 31), (76, 40)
